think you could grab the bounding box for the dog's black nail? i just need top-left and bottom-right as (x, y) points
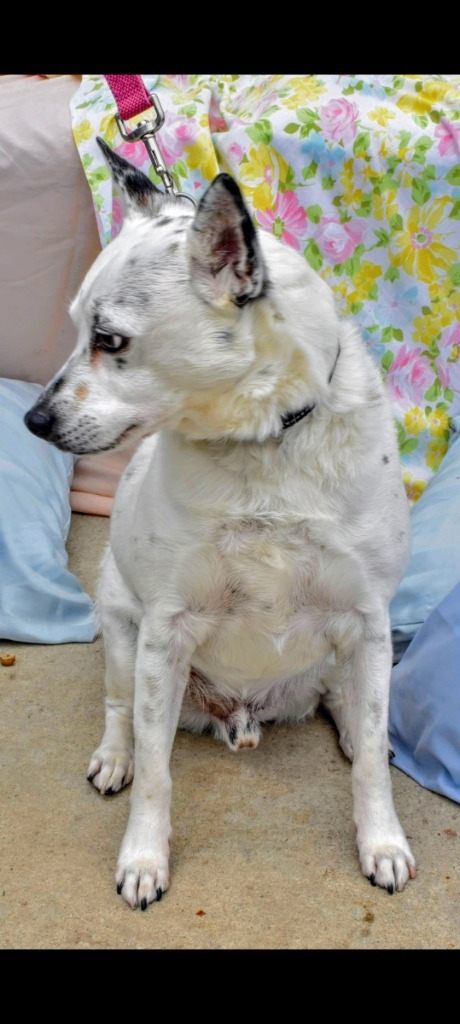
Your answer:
(141, 898), (147, 911)
(369, 873), (376, 887)
(117, 882), (123, 894)
(87, 770), (97, 782)
(105, 787), (113, 796)
(156, 887), (163, 902)
(387, 883), (394, 895)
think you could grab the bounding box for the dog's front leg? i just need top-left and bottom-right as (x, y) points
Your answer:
(116, 607), (207, 910)
(338, 615), (416, 893)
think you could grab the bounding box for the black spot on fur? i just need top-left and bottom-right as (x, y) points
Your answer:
(115, 357), (127, 368)
(228, 725), (237, 745)
(156, 216), (174, 228)
(383, 454), (390, 464)
(48, 377), (65, 395)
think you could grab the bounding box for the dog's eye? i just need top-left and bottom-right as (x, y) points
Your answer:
(94, 333), (130, 353)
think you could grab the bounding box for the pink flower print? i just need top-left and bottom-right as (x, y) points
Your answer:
(434, 119), (460, 158)
(314, 217), (364, 265)
(111, 197), (124, 239)
(386, 344), (434, 404)
(319, 98), (359, 146)
(116, 141), (149, 168)
(256, 191), (307, 250)
(156, 109), (200, 166)
(438, 323), (460, 392)
(228, 142), (244, 162)
(166, 75), (191, 91)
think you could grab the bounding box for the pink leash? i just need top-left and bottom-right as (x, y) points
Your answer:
(102, 74), (196, 207)
(104, 74), (153, 120)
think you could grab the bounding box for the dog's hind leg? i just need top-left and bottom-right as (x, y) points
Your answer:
(87, 551), (138, 795)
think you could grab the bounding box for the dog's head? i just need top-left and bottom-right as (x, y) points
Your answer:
(25, 139), (338, 453)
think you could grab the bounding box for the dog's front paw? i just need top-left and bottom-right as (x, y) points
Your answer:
(116, 850), (170, 910)
(87, 745), (134, 795)
(359, 837), (416, 893)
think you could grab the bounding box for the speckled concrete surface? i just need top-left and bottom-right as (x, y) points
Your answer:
(1, 513), (459, 949)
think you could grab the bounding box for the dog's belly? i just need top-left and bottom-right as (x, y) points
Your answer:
(192, 605), (332, 692)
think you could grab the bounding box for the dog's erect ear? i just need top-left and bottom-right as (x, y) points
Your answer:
(97, 137), (164, 218)
(188, 173), (267, 307)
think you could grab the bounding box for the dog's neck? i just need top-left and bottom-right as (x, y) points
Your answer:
(281, 342), (341, 432)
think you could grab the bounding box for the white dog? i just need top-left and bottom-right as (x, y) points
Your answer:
(25, 139), (416, 908)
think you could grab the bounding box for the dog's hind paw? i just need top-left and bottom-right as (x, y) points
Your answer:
(216, 706), (261, 751)
(87, 746), (134, 794)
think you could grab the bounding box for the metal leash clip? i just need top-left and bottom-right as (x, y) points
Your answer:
(115, 92), (197, 208)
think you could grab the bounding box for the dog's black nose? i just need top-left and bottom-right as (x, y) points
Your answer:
(24, 406), (56, 439)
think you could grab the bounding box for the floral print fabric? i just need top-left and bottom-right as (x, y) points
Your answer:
(71, 74), (460, 502)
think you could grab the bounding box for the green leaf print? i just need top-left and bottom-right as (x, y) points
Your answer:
(411, 179), (431, 205)
(296, 107), (318, 125)
(425, 380), (443, 402)
(381, 350), (394, 371)
(449, 264), (460, 287)
(445, 165), (460, 186)
(321, 175), (335, 190)
(413, 114), (429, 128)
(389, 213), (403, 232)
(393, 328), (404, 341)
(284, 123), (300, 134)
(87, 167), (110, 187)
(400, 438), (419, 455)
(353, 131), (370, 156)
(421, 164), (436, 181)
(384, 265), (400, 282)
(302, 161), (318, 180)
(178, 103), (197, 117)
(246, 119), (273, 145)
(374, 228), (390, 246)
(445, 387), (455, 402)
(307, 205), (322, 224)
(304, 239), (323, 272)
(449, 200), (460, 220)
(382, 326), (393, 344)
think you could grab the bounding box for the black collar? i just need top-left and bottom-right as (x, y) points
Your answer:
(281, 341), (341, 431)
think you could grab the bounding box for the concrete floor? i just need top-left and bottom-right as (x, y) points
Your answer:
(1, 513), (459, 949)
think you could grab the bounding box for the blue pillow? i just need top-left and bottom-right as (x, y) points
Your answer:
(0, 378), (97, 643)
(389, 580), (460, 804)
(390, 415), (460, 662)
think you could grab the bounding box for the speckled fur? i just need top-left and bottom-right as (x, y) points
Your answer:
(25, 151), (416, 908)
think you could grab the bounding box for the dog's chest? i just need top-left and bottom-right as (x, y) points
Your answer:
(188, 516), (365, 688)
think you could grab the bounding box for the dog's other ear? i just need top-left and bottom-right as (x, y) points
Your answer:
(97, 137), (164, 218)
(188, 173), (267, 307)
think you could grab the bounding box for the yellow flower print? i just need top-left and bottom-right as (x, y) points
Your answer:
(74, 119), (93, 145)
(391, 199), (457, 284)
(405, 406), (428, 435)
(368, 107), (396, 127)
(396, 80), (454, 116)
(429, 279), (460, 304)
(346, 261), (382, 307)
(238, 143), (289, 213)
(427, 408), (450, 438)
(99, 114), (117, 144)
(403, 471), (427, 503)
(184, 132), (219, 181)
(414, 293), (460, 344)
(426, 439), (448, 470)
(283, 77), (326, 109)
(373, 189), (398, 223)
(339, 159), (362, 208)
